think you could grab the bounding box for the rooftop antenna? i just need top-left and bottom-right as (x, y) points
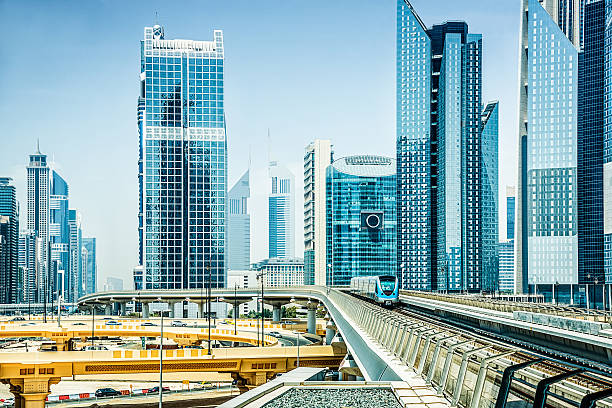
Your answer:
(248, 145), (252, 171)
(267, 128), (271, 166)
(36, 138), (41, 154)
(155, 11), (159, 25)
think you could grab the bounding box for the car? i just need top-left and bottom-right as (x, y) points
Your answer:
(141, 322), (157, 327)
(105, 320), (121, 326)
(102, 317), (113, 320)
(11, 317), (25, 321)
(73, 322), (86, 326)
(95, 388), (121, 397)
(268, 331), (282, 338)
(147, 386), (170, 394)
(20, 322), (36, 326)
(171, 321), (187, 327)
(83, 345), (108, 351)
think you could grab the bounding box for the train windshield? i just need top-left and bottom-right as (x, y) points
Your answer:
(379, 276), (396, 294)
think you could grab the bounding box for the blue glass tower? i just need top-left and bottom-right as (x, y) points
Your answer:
(268, 161), (295, 259)
(326, 156), (396, 287)
(82, 238), (96, 295)
(228, 170), (250, 270)
(138, 25), (227, 289)
(397, 0), (497, 292)
(49, 170), (71, 302)
(603, 0), (612, 284)
(0, 178), (19, 304)
(578, 0), (606, 285)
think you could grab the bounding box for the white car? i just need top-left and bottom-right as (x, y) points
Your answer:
(171, 321), (187, 327)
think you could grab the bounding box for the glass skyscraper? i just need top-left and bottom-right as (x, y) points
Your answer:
(82, 237), (96, 295)
(326, 155), (396, 287)
(268, 161), (295, 259)
(0, 178), (18, 304)
(397, 0), (498, 292)
(49, 170), (71, 302)
(68, 209), (82, 300)
(228, 170), (250, 271)
(507, 187), (516, 241)
(138, 25), (227, 290)
(18, 230), (36, 304)
(605, 0), (612, 284)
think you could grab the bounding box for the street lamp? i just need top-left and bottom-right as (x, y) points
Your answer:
(159, 307), (166, 408)
(57, 270), (64, 327)
(234, 283), (237, 336)
(327, 264), (332, 288)
(293, 331), (302, 368)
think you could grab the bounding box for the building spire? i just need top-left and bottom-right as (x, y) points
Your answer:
(36, 138), (40, 154)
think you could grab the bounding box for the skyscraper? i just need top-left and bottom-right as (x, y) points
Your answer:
(578, 0), (606, 286)
(506, 186), (516, 241)
(228, 170), (250, 271)
(517, 0), (609, 296)
(326, 155), (396, 286)
(268, 161), (295, 259)
(304, 140), (333, 285)
(68, 209), (82, 299)
(138, 25), (227, 290)
(82, 237), (96, 295)
(26, 145), (50, 303)
(0, 178), (18, 304)
(18, 230), (37, 304)
(604, 0), (612, 284)
(396, 0), (498, 292)
(49, 170), (71, 302)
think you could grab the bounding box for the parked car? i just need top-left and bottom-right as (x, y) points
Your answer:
(105, 320), (121, 326)
(73, 322), (86, 326)
(83, 345), (108, 351)
(20, 322), (36, 326)
(269, 331), (282, 338)
(11, 317), (25, 321)
(171, 321), (187, 327)
(141, 322), (157, 326)
(95, 388), (121, 397)
(147, 386), (170, 394)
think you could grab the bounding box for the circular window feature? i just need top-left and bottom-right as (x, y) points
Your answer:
(365, 214), (381, 229)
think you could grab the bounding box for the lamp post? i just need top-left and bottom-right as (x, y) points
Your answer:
(261, 271), (265, 346)
(327, 263), (332, 288)
(159, 307), (164, 408)
(57, 270), (64, 328)
(91, 304), (96, 347)
(587, 274), (592, 310)
(293, 331), (302, 368)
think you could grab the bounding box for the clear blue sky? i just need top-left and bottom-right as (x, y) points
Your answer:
(0, 0), (519, 288)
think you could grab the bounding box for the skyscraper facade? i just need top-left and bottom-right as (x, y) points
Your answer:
(326, 155), (396, 286)
(578, 0), (606, 285)
(82, 237), (96, 295)
(268, 161), (295, 259)
(304, 139), (333, 285)
(138, 25), (227, 290)
(507, 186), (516, 240)
(397, 0), (498, 292)
(498, 240), (515, 293)
(18, 230), (36, 304)
(605, 0), (612, 284)
(228, 170), (250, 271)
(68, 209), (82, 300)
(516, 0), (580, 293)
(0, 178), (18, 304)
(253, 257), (305, 288)
(49, 170), (71, 302)
(26, 147), (50, 303)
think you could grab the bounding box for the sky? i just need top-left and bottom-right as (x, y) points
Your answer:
(0, 0), (520, 289)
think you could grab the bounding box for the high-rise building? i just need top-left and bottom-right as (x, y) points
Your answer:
(104, 277), (124, 291)
(18, 230), (37, 304)
(268, 161), (295, 259)
(517, 0), (609, 295)
(326, 155), (396, 286)
(507, 187), (516, 241)
(0, 178), (18, 304)
(82, 238), (96, 295)
(396, 0), (498, 292)
(304, 140), (333, 285)
(228, 170), (250, 271)
(27, 145), (50, 302)
(138, 25), (227, 289)
(253, 257), (304, 288)
(49, 170), (71, 302)
(605, 0), (612, 284)
(68, 209), (82, 300)
(498, 240), (515, 293)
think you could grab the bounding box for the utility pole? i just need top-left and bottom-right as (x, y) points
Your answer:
(234, 283), (237, 335)
(159, 310), (164, 408)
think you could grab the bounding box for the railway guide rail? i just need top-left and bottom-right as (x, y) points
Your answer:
(338, 292), (612, 408)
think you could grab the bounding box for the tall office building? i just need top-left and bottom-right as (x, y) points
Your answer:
(396, 0), (498, 292)
(26, 146), (50, 303)
(268, 161), (295, 259)
(304, 140), (333, 285)
(82, 237), (96, 295)
(49, 170), (71, 302)
(138, 25), (227, 289)
(0, 178), (18, 304)
(104, 277), (124, 291)
(578, 0), (606, 286)
(253, 257), (305, 288)
(228, 170), (250, 271)
(517, 0), (609, 295)
(506, 187), (516, 241)
(68, 209), (82, 300)
(499, 241), (515, 293)
(19, 230), (37, 304)
(605, 0), (612, 284)
(326, 155), (396, 286)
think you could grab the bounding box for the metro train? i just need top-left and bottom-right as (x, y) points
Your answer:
(350, 275), (399, 306)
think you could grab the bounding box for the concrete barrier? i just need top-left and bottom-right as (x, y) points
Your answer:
(513, 311), (611, 335)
